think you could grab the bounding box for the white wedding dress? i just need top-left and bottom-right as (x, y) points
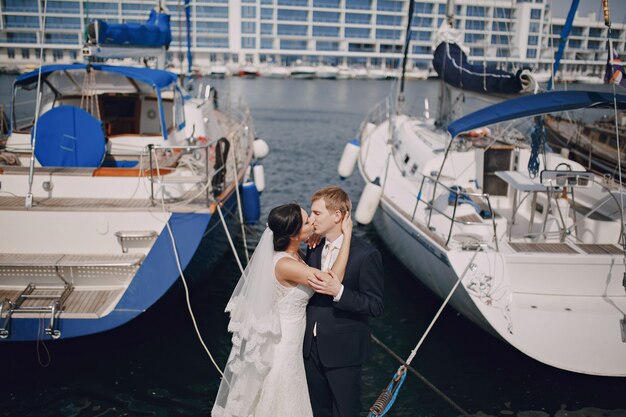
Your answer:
(212, 250), (314, 417)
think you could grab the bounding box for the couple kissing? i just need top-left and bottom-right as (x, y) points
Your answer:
(212, 186), (385, 417)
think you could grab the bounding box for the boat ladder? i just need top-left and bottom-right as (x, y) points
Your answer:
(0, 283), (73, 339)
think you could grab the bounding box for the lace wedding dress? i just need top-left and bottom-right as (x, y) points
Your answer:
(212, 245), (314, 417)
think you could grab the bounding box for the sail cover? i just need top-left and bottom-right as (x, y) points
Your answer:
(447, 90), (626, 138)
(91, 9), (171, 48)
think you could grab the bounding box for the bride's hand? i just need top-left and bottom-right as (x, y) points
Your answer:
(341, 210), (353, 237)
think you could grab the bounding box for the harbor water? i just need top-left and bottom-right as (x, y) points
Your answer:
(1, 75), (625, 417)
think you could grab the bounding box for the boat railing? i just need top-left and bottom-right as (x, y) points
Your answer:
(412, 174), (499, 250)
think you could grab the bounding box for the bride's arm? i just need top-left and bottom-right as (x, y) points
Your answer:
(328, 211), (352, 283)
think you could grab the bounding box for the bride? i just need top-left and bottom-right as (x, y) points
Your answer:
(212, 202), (352, 417)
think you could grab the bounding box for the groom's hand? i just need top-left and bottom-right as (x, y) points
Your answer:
(306, 233), (322, 249)
(308, 270), (342, 297)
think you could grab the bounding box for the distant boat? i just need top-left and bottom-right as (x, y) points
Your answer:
(366, 68), (387, 80)
(262, 65), (290, 79)
(290, 65), (316, 79)
(315, 65), (339, 79)
(207, 64), (230, 78)
(545, 113), (626, 180)
(239, 65), (259, 78)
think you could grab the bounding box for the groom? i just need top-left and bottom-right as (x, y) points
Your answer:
(304, 186), (385, 417)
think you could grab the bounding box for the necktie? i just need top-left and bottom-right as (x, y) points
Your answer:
(322, 241), (335, 272)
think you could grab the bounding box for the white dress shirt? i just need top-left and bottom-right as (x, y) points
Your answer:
(321, 234), (345, 302)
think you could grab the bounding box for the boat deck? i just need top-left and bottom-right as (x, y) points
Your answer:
(508, 242), (623, 255)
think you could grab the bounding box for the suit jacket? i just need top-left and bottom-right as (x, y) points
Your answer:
(304, 235), (384, 368)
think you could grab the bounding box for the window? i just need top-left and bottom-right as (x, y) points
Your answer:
(464, 33), (484, 43)
(496, 48), (509, 57)
(52, 49), (64, 61)
(412, 45), (430, 54)
(465, 20), (485, 30)
(491, 35), (509, 44)
(21, 48), (30, 59)
(346, 0), (371, 10)
(345, 13), (370, 24)
(278, 9), (308, 21)
(345, 27), (370, 38)
(242, 6), (256, 18)
(86, 2), (118, 15)
(530, 8), (541, 20)
(376, 29), (400, 39)
(411, 17), (432, 27)
(529, 22), (540, 33)
(588, 40), (601, 50)
(377, 0), (402, 11)
(611, 30), (621, 39)
(313, 26), (340, 37)
(589, 28), (603, 38)
(6, 32), (37, 43)
(414, 2), (433, 13)
(466, 6), (486, 17)
(261, 8), (274, 20)
(438, 4), (446, 14)
(570, 26), (583, 36)
(494, 8), (511, 19)
(242, 37), (256, 49)
(380, 44), (402, 53)
(278, 0), (308, 5)
(7, 48), (15, 59)
(528, 35), (538, 45)
(5, 15), (39, 28)
(376, 15), (402, 26)
(568, 39), (581, 49)
(196, 22), (228, 34)
(242, 22), (256, 34)
(45, 17), (81, 29)
(196, 6), (228, 18)
(313, 0), (340, 7)
(470, 47), (484, 56)
(492, 21), (509, 32)
(44, 33), (77, 44)
(348, 43), (374, 52)
(261, 38), (274, 49)
(48, 1), (80, 13)
(196, 38), (228, 48)
(277, 24), (308, 35)
(280, 39), (307, 50)
(412, 31), (431, 41)
(526, 48), (537, 58)
(122, 3), (152, 14)
(261, 23), (274, 34)
(317, 41), (339, 51)
(313, 11), (340, 22)
(4, 0), (37, 12)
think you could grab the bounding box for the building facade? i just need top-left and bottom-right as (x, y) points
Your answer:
(0, 0), (624, 75)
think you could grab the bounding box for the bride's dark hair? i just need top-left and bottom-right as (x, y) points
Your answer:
(268, 203), (303, 251)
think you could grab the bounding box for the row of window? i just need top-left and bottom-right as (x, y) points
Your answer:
(6, 47), (77, 61)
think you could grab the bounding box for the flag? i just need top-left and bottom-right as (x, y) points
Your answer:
(605, 38), (626, 85)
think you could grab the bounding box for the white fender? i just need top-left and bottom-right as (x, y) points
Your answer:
(253, 138), (270, 159)
(355, 178), (382, 225)
(337, 139), (360, 179)
(253, 164), (266, 193)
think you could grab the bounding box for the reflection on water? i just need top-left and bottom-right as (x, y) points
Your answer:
(1, 75), (626, 417)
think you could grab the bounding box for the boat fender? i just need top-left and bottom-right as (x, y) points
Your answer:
(241, 181), (261, 224)
(338, 139), (360, 179)
(355, 177), (382, 225)
(253, 163), (266, 193)
(253, 138), (270, 159)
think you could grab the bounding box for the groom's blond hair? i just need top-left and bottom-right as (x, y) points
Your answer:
(311, 186), (351, 216)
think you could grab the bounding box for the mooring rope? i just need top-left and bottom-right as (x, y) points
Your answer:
(367, 249), (480, 417)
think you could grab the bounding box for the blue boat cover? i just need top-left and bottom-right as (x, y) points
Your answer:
(433, 42), (528, 95)
(15, 63), (177, 89)
(96, 10), (171, 48)
(34, 105), (105, 168)
(447, 90), (626, 138)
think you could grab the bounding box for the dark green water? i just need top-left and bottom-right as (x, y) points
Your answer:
(1, 76), (625, 417)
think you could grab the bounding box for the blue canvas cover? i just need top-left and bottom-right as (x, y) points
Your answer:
(433, 42), (528, 95)
(34, 106), (105, 168)
(447, 90), (626, 138)
(15, 64), (177, 89)
(96, 10), (171, 48)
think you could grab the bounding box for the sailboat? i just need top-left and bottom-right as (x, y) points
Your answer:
(0, 3), (268, 341)
(341, 0), (626, 376)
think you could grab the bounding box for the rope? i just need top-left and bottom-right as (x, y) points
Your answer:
(370, 335), (471, 417)
(528, 116), (546, 179)
(367, 249), (480, 417)
(610, 83), (626, 278)
(217, 203), (246, 276)
(230, 149), (249, 263)
(153, 150), (226, 381)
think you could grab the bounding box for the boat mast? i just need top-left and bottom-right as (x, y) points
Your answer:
(547, 0), (579, 90)
(398, 0), (416, 106)
(436, 0), (454, 126)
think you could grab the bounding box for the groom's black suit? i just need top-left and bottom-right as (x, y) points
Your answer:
(304, 235), (384, 417)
